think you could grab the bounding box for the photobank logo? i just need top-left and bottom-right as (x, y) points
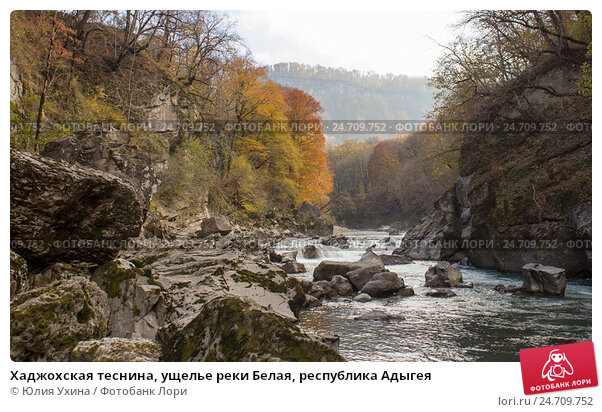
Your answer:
(520, 341), (598, 395)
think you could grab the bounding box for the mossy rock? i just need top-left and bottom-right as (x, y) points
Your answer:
(71, 337), (161, 362)
(91, 258), (146, 299)
(162, 297), (344, 362)
(10, 250), (27, 299)
(10, 276), (109, 361)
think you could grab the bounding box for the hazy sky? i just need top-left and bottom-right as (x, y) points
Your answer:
(230, 10), (462, 77)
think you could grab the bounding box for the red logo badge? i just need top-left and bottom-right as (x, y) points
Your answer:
(520, 341), (598, 395)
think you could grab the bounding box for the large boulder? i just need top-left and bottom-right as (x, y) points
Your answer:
(521, 263), (567, 296)
(348, 265), (388, 290)
(10, 250), (27, 299)
(10, 150), (143, 265)
(196, 215), (232, 238)
(162, 297), (344, 361)
(281, 261), (306, 274)
(359, 249), (384, 266)
(424, 261), (463, 287)
(26, 262), (92, 291)
(313, 260), (384, 282)
(361, 272), (404, 298)
(10, 276), (109, 361)
(41, 131), (165, 215)
(330, 275), (354, 297)
(302, 244), (321, 259)
(71, 337), (161, 362)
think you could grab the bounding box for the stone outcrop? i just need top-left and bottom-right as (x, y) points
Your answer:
(91, 258), (173, 339)
(162, 297), (344, 362)
(424, 262), (463, 287)
(10, 277), (109, 361)
(144, 87), (179, 133)
(41, 131), (166, 215)
(10, 150), (143, 265)
(295, 201), (333, 237)
(521, 263), (567, 296)
(10, 59), (23, 104)
(395, 63), (591, 277)
(71, 337), (162, 362)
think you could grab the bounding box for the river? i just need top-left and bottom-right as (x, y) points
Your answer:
(275, 231), (592, 362)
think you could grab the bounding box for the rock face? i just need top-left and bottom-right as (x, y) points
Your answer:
(162, 297), (344, 362)
(71, 337), (161, 362)
(424, 262), (463, 287)
(10, 59), (23, 104)
(144, 87), (179, 133)
(10, 150), (143, 265)
(41, 131), (165, 215)
(361, 272), (404, 298)
(521, 263), (567, 296)
(10, 250), (27, 299)
(197, 215), (233, 238)
(313, 260), (384, 282)
(395, 64), (591, 277)
(10, 277), (109, 361)
(91, 259), (173, 339)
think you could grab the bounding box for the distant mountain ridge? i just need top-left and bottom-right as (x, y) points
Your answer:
(267, 62), (434, 143)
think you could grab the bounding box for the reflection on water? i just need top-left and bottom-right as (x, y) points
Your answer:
(277, 232), (592, 362)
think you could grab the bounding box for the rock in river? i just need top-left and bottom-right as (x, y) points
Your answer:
(521, 263), (567, 296)
(354, 310), (405, 321)
(302, 244), (321, 259)
(426, 289), (457, 298)
(313, 260), (384, 282)
(361, 272), (405, 298)
(424, 261), (463, 287)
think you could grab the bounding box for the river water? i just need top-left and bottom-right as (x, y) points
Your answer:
(275, 231), (592, 362)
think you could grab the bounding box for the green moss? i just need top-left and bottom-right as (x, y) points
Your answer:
(163, 297), (345, 362)
(231, 269), (287, 293)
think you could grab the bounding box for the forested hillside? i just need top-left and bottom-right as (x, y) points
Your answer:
(10, 11), (333, 225)
(268, 62), (434, 143)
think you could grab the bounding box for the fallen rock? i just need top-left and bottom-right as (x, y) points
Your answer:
(303, 295), (322, 308)
(302, 244), (321, 259)
(41, 130), (165, 215)
(521, 263), (567, 296)
(281, 261), (306, 274)
(162, 297), (344, 361)
(348, 265), (387, 290)
(71, 337), (161, 362)
(321, 235), (349, 249)
(354, 310), (405, 321)
(359, 249), (384, 265)
(10, 276), (109, 361)
(330, 275), (354, 297)
(313, 260), (384, 282)
(379, 254), (412, 265)
(424, 261), (463, 287)
(361, 272), (404, 298)
(426, 289), (457, 298)
(353, 293), (372, 303)
(197, 215), (232, 238)
(10, 150), (143, 265)
(10, 250), (27, 299)
(397, 287), (415, 297)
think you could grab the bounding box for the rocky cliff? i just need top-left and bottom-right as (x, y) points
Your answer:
(396, 59), (591, 277)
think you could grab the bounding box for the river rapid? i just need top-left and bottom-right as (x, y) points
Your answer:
(275, 230), (592, 362)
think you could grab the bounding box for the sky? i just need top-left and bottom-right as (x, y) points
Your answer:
(230, 10), (462, 78)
